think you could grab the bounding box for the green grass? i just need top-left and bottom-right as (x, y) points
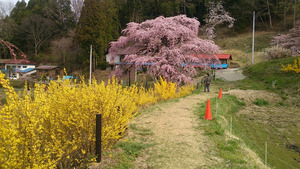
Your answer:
(253, 98), (269, 106)
(215, 31), (277, 53)
(129, 124), (154, 136)
(243, 56), (300, 94)
(215, 31), (278, 66)
(114, 141), (153, 158)
(103, 139), (154, 169)
(195, 95), (255, 168)
(208, 56), (300, 168)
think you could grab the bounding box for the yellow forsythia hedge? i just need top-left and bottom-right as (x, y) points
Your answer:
(0, 73), (194, 168)
(281, 58), (300, 73)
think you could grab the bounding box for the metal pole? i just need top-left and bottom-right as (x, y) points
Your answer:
(230, 117), (232, 138)
(145, 74), (148, 89)
(89, 45), (92, 84)
(252, 11), (255, 64)
(265, 141), (267, 169)
(96, 114), (102, 162)
(135, 65), (137, 83)
(216, 97), (218, 116)
(128, 70), (131, 86)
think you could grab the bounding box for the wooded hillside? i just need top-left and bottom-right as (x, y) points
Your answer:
(0, 0), (299, 72)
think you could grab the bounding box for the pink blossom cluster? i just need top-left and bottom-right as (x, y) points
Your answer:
(271, 20), (300, 56)
(0, 40), (27, 59)
(109, 15), (220, 84)
(205, 2), (235, 40)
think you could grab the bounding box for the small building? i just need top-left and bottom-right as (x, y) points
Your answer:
(0, 59), (11, 69)
(1, 59), (36, 79)
(216, 54), (232, 65)
(193, 54), (232, 69)
(106, 54), (125, 64)
(35, 65), (63, 79)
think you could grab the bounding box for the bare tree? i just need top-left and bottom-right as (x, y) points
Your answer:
(22, 15), (55, 57)
(266, 0), (273, 29)
(71, 0), (84, 23)
(294, 0), (297, 26)
(52, 34), (73, 65)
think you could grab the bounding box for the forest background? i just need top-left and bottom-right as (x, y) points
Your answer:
(0, 0), (299, 73)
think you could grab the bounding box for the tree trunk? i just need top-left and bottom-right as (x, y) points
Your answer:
(93, 54), (96, 71)
(34, 44), (38, 58)
(294, 0), (297, 26)
(63, 53), (66, 66)
(266, 0), (273, 29)
(283, 0), (287, 29)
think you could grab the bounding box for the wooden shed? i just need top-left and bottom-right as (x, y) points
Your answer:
(216, 54), (232, 65)
(35, 65), (63, 79)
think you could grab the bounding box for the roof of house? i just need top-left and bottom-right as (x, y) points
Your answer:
(216, 54), (232, 60)
(35, 65), (60, 70)
(194, 54), (232, 60)
(4, 59), (36, 65)
(0, 59), (11, 63)
(16, 68), (36, 73)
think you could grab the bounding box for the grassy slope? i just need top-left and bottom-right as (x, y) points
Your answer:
(195, 95), (264, 168)
(243, 56), (300, 98)
(210, 56), (300, 168)
(215, 31), (277, 67)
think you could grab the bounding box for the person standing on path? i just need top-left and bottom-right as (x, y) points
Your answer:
(204, 73), (211, 92)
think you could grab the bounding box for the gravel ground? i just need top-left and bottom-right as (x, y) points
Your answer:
(215, 68), (246, 81)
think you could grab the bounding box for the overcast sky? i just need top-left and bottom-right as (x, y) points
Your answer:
(3, 0), (28, 5)
(0, 0), (29, 15)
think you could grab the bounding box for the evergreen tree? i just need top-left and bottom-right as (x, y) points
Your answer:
(10, 0), (28, 25)
(75, 0), (119, 69)
(45, 0), (76, 35)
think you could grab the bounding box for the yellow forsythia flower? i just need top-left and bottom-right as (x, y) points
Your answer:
(281, 58), (300, 73)
(0, 73), (194, 168)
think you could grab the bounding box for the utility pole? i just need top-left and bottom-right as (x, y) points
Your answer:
(265, 142), (268, 169)
(252, 11), (255, 64)
(90, 45), (92, 84)
(135, 65), (137, 83)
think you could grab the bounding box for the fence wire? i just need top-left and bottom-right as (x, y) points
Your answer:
(228, 118), (299, 169)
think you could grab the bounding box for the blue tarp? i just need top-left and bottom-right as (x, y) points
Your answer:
(16, 68), (35, 73)
(182, 63), (229, 69)
(1, 68), (35, 73)
(63, 76), (76, 80)
(211, 64), (229, 69)
(114, 62), (229, 69)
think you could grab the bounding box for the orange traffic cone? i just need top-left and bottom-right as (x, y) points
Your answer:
(205, 99), (213, 120)
(218, 88), (222, 99)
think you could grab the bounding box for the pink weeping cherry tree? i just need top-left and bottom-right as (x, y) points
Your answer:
(0, 39), (27, 59)
(109, 15), (220, 84)
(205, 1), (235, 40)
(271, 20), (300, 56)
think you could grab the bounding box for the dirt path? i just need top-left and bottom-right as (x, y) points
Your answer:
(215, 68), (245, 81)
(130, 89), (218, 168)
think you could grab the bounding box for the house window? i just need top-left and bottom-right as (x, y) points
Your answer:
(12, 66), (16, 68)
(18, 66), (21, 68)
(38, 70), (42, 72)
(120, 55), (125, 62)
(23, 66), (27, 68)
